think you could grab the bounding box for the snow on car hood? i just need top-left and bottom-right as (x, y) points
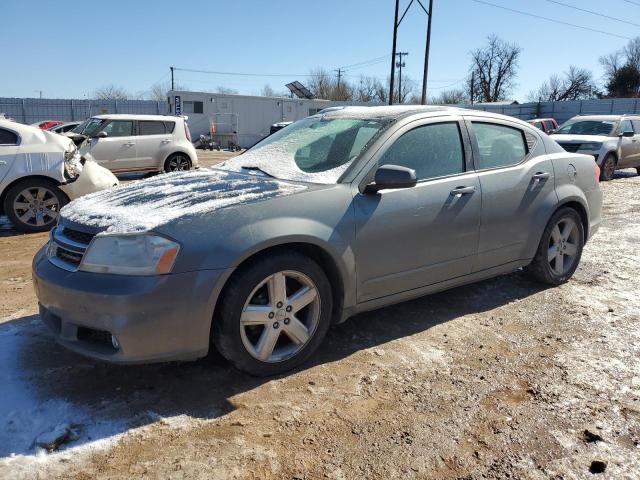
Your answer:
(61, 168), (306, 234)
(550, 134), (610, 143)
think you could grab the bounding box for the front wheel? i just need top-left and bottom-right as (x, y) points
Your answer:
(599, 154), (616, 181)
(525, 207), (584, 285)
(212, 251), (333, 376)
(3, 179), (68, 233)
(163, 154), (191, 173)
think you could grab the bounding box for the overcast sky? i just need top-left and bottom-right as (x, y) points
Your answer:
(2, 0), (638, 101)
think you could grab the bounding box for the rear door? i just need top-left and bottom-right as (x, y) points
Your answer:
(135, 120), (174, 170)
(465, 117), (558, 271)
(86, 119), (137, 172)
(0, 127), (20, 184)
(353, 116), (482, 302)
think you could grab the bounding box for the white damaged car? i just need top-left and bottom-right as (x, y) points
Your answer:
(0, 119), (118, 233)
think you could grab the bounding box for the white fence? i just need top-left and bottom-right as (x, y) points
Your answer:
(468, 98), (640, 124)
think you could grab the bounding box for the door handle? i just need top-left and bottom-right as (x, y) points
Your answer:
(450, 186), (475, 196)
(124, 142), (135, 146)
(532, 172), (550, 180)
(161, 139), (172, 143)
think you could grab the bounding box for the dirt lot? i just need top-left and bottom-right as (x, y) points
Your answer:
(1, 162), (639, 479)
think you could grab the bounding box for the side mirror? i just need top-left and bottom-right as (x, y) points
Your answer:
(94, 131), (108, 139)
(620, 130), (634, 138)
(364, 164), (417, 194)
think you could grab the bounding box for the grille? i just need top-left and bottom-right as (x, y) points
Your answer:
(558, 143), (581, 153)
(55, 246), (83, 265)
(62, 227), (95, 245)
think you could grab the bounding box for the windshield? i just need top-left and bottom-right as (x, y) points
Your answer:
(220, 117), (389, 183)
(555, 120), (616, 136)
(72, 118), (106, 136)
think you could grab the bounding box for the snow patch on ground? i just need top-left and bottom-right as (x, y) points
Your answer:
(0, 316), (126, 465)
(61, 168), (305, 234)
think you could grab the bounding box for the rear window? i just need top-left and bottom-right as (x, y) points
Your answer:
(472, 122), (528, 169)
(0, 128), (18, 145)
(139, 121), (167, 135)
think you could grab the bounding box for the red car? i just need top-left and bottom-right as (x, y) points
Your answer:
(32, 120), (64, 130)
(528, 118), (559, 134)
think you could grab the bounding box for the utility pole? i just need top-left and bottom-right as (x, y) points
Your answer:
(420, 0), (434, 105)
(396, 52), (408, 103)
(470, 71), (475, 105)
(170, 66), (175, 91)
(389, 0), (400, 105)
(334, 68), (342, 88)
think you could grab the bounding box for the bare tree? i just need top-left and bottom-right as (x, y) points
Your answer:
(600, 36), (640, 98)
(93, 84), (130, 100)
(396, 76), (417, 104)
(528, 66), (596, 102)
(261, 84), (276, 97)
(374, 78), (389, 104)
(353, 76), (378, 102)
(215, 86), (239, 94)
(148, 81), (187, 101)
(431, 88), (468, 105)
(469, 35), (521, 103)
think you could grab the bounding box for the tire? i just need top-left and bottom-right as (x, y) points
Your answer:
(599, 153), (617, 181)
(525, 207), (584, 285)
(163, 153), (191, 173)
(212, 251), (333, 376)
(3, 178), (68, 233)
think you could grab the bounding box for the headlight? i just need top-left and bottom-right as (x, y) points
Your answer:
(578, 142), (602, 152)
(79, 234), (180, 275)
(64, 145), (83, 179)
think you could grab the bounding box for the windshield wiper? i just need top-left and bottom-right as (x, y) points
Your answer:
(241, 166), (275, 178)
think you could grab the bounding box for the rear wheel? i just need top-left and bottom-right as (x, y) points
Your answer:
(599, 153), (616, 181)
(163, 153), (191, 172)
(525, 207), (584, 285)
(3, 179), (68, 233)
(212, 251), (332, 376)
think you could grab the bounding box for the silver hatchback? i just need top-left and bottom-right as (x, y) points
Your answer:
(33, 106), (602, 376)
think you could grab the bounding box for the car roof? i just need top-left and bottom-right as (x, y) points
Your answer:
(91, 114), (183, 121)
(569, 115), (623, 121)
(529, 118), (555, 122)
(319, 105), (536, 128)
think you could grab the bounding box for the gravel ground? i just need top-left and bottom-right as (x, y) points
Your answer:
(0, 167), (638, 480)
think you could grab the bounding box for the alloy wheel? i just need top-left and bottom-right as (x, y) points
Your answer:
(547, 217), (579, 276)
(12, 186), (60, 228)
(168, 155), (190, 171)
(240, 270), (321, 363)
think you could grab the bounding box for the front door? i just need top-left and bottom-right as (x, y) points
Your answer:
(0, 127), (19, 184)
(353, 118), (481, 303)
(618, 119), (640, 168)
(87, 119), (137, 172)
(465, 117), (558, 271)
(135, 120), (173, 170)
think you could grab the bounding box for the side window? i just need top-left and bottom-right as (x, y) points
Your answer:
(620, 119), (634, 133)
(164, 121), (176, 133)
(0, 128), (18, 145)
(379, 122), (465, 181)
(138, 121), (166, 135)
(534, 122), (544, 131)
(102, 120), (133, 137)
(183, 101), (204, 114)
(632, 120), (640, 133)
(472, 122), (528, 170)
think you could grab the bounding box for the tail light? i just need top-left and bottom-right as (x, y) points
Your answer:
(593, 162), (600, 183)
(184, 121), (191, 142)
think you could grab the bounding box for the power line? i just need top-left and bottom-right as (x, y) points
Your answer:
(340, 55), (389, 71)
(470, 0), (633, 40)
(545, 0), (640, 27)
(623, 0), (640, 7)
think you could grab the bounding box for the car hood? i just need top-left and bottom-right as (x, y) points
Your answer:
(60, 168), (308, 234)
(550, 134), (610, 143)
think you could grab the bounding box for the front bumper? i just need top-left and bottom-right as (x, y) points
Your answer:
(32, 247), (228, 364)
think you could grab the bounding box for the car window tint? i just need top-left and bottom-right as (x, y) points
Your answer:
(139, 121), (166, 135)
(0, 128), (18, 145)
(472, 122), (527, 169)
(620, 120), (634, 133)
(379, 122), (465, 181)
(164, 121), (176, 133)
(103, 120), (133, 137)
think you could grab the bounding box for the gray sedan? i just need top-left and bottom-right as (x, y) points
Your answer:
(33, 106), (602, 376)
